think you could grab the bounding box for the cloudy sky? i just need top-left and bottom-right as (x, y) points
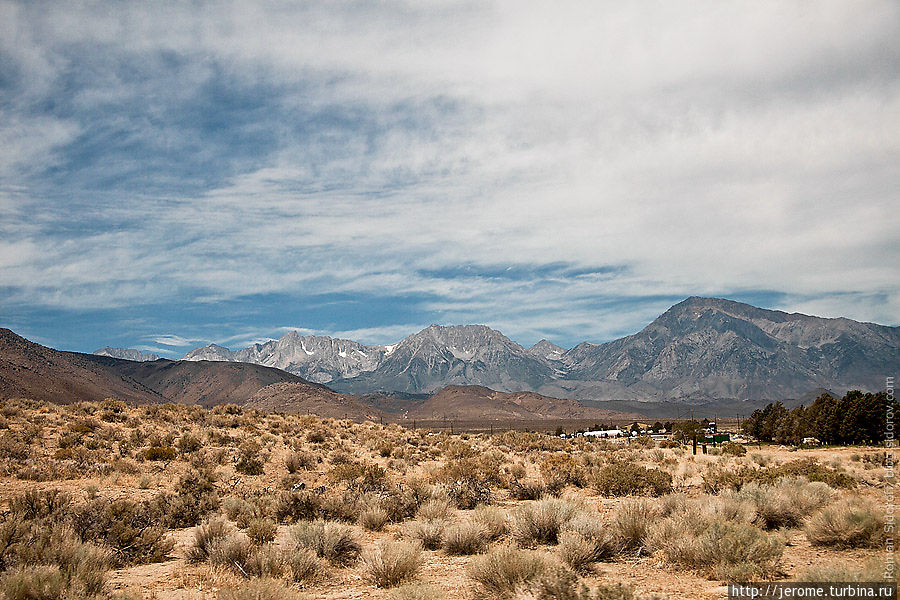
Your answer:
(1, 1), (898, 357)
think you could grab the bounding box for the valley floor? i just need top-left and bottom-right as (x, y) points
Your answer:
(0, 398), (889, 599)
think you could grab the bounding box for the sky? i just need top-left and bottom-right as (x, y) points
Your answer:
(1, 1), (899, 358)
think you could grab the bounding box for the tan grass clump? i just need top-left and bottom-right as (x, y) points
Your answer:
(512, 499), (580, 546)
(467, 544), (551, 598)
(290, 520), (361, 566)
(361, 540), (424, 588)
(805, 499), (884, 548)
(443, 521), (489, 555)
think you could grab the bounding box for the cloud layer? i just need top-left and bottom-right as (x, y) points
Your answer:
(2, 1), (898, 355)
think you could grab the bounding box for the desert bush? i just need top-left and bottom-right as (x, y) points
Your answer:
(720, 442), (746, 456)
(273, 490), (322, 524)
(287, 547), (324, 583)
(510, 481), (546, 501)
(362, 540), (424, 588)
(290, 520), (361, 566)
(443, 521), (489, 555)
(540, 453), (585, 489)
(416, 497), (455, 521)
(235, 439), (265, 475)
(473, 505), (510, 541)
(387, 583), (444, 600)
(701, 464), (757, 494)
(69, 498), (173, 566)
(210, 535), (283, 578)
(757, 459), (855, 489)
(611, 499), (657, 553)
(402, 519), (446, 551)
(285, 451), (316, 473)
(512, 499), (580, 547)
(444, 478), (492, 509)
(9, 489), (71, 522)
(188, 517), (232, 563)
(805, 499), (884, 548)
(245, 518), (278, 545)
(468, 545), (550, 598)
(177, 433), (203, 454)
(217, 577), (299, 600)
(558, 514), (620, 572)
(592, 463), (672, 497)
(243, 543), (286, 578)
(153, 467), (220, 528)
(648, 513), (784, 580)
(142, 445), (177, 461)
(733, 478), (833, 529)
(0, 565), (68, 600)
(518, 567), (596, 600)
(359, 505), (391, 532)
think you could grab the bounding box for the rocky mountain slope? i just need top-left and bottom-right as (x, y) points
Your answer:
(184, 332), (386, 384)
(178, 297), (898, 403)
(93, 347), (160, 361)
(545, 297), (899, 402)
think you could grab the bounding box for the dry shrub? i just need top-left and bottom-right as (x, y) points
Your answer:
(516, 567), (595, 600)
(287, 547), (325, 583)
(274, 490), (322, 524)
(720, 442), (746, 456)
(443, 521), (489, 555)
(0, 565), (68, 600)
(805, 499), (884, 548)
(9, 489), (71, 521)
(285, 451), (316, 473)
(235, 439), (266, 475)
(540, 453), (585, 489)
(473, 505), (510, 541)
(733, 478), (833, 529)
(142, 445), (177, 461)
(153, 467), (220, 528)
(69, 498), (173, 566)
(402, 519), (446, 551)
(416, 497), (455, 521)
(611, 499), (658, 553)
(558, 514), (620, 572)
(359, 506), (391, 532)
(512, 499), (580, 547)
(209, 535), (285, 578)
(647, 512), (784, 580)
(388, 582), (444, 600)
(592, 463), (672, 497)
(217, 578), (301, 600)
(290, 520), (361, 566)
(510, 481), (546, 501)
(245, 518), (278, 545)
(188, 517), (232, 563)
(361, 540), (424, 588)
(701, 465), (756, 494)
(468, 544), (550, 598)
(0, 522), (110, 598)
(758, 459), (855, 489)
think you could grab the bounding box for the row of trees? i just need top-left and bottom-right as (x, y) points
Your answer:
(741, 390), (896, 446)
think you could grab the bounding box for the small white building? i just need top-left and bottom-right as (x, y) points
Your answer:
(583, 429), (627, 438)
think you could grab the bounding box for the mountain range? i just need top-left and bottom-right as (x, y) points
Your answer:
(176, 297), (898, 403)
(0, 328), (632, 422)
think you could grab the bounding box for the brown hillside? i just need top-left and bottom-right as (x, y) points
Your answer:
(0, 329), (315, 407)
(401, 385), (642, 420)
(245, 382), (387, 421)
(0, 328), (164, 404)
